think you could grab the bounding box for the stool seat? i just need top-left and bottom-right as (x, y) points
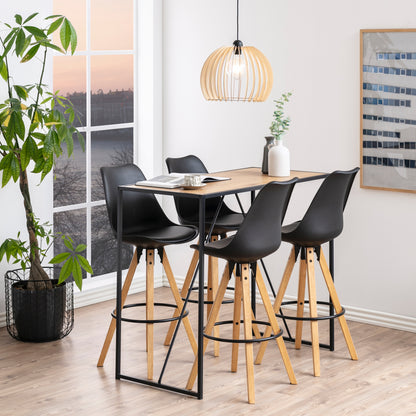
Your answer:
(180, 212), (244, 234)
(123, 225), (197, 248)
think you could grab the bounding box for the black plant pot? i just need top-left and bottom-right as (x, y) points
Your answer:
(5, 269), (74, 342)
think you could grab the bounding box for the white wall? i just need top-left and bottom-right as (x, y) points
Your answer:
(163, 0), (416, 326)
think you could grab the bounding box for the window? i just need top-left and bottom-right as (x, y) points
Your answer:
(53, 0), (136, 280)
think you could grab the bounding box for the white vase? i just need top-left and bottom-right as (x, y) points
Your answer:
(268, 138), (290, 177)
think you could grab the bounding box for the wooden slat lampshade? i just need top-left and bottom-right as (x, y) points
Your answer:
(200, 41), (273, 102)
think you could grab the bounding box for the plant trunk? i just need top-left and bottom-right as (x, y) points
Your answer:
(19, 168), (51, 290)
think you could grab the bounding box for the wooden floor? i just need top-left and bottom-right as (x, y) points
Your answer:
(1, 287), (415, 415)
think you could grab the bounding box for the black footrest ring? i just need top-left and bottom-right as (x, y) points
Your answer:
(182, 285), (235, 305)
(275, 300), (345, 321)
(111, 302), (189, 324)
(203, 320), (283, 344)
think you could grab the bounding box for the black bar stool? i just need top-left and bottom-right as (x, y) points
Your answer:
(186, 179), (298, 404)
(164, 155), (244, 355)
(255, 168), (359, 376)
(97, 164), (198, 381)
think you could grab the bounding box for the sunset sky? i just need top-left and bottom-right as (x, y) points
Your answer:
(52, 0), (133, 95)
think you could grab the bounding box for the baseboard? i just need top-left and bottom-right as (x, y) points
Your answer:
(2, 275), (414, 334)
(73, 273), (164, 309)
(172, 276), (416, 334)
(279, 294), (416, 334)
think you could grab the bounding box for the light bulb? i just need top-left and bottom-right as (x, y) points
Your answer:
(227, 53), (246, 80)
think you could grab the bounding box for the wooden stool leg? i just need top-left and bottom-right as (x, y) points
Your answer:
(146, 249), (154, 380)
(306, 247), (320, 377)
(162, 251), (198, 356)
(231, 274), (242, 372)
(186, 263), (230, 390)
(318, 249), (358, 361)
(255, 264), (297, 385)
(208, 235), (220, 357)
(164, 248), (199, 346)
(241, 264), (255, 404)
(97, 248), (139, 367)
(255, 247), (296, 365)
(295, 257), (307, 349)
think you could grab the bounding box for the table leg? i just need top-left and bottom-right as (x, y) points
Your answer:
(197, 197), (206, 399)
(250, 191), (256, 316)
(116, 187), (123, 379)
(329, 239), (335, 351)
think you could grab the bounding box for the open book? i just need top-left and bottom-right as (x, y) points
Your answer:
(135, 173), (230, 188)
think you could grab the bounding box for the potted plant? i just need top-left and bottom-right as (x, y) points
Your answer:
(0, 13), (92, 341)
(268, 92), (292, 177)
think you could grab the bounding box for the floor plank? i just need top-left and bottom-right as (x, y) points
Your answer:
(0, 287), (415, 415)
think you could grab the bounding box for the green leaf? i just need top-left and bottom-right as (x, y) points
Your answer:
(67, 20), (77, 55)
(23, 13), (39, 24)
(43, 129), (54, 155)
(64, 133), (74, 157)
(63, 237), (74, 251)
(76, 254), (93, 275)
(13, 85), (28, 100)
(0, 153), (17, 187)
(15, 29), (26, 57)
(21, 43), (40, 63)
(3, 27), (17, 44)
(4, 33), (17, 56)
(75, 244), (87, 253)
(10, 111), (25, 140)
(10, 153), (20, 182)
(73, 259), (82, 287)
(32, 157), (45, 174)
(23, 26), (47, 39)
(45, 15), (63, 20)
(0, 60), (8, 81)
(76, 132), (85, 152)
(20, 139), (32, 171)
(40, 156), (53, 182)
(59, 19), (71, 51)
(43, 42), (65, 54)
(49, 252), (71, 264)
(58, 257), (73, 283)
(47, 16), (64, 35)
(15, 14), (22, 25)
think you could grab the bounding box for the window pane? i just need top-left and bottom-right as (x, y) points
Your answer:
(91, 55), (133, 126)
(54, 133), (86, 207)
(53, 55), (87, 127)
(91, 0), (133, 50)
(53, 0), (86, 51)
(91, 205), (132, 276)
(91, 128), (133, 202)
(53, 208), (87, 280)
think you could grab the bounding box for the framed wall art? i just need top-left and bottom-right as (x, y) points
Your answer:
(360, 29), (416, 193)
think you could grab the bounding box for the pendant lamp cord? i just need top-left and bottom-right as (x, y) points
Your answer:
(236, 0), (240, 40)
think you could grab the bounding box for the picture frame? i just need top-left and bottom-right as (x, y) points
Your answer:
(360, 29), (416, 193)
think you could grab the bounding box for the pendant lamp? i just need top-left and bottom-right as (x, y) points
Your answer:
(200, 0), (273, 102)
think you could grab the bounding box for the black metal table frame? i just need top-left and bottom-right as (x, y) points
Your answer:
(114, 169), (331, 399)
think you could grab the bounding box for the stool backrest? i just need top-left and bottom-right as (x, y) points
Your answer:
(166, 155), (233, 221)
(101, 164), (170, 235)
(224, 179), (297, 262)
(295, 168), (359, 244)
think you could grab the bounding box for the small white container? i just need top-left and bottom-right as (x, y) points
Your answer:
(268, 139), (290, 177)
